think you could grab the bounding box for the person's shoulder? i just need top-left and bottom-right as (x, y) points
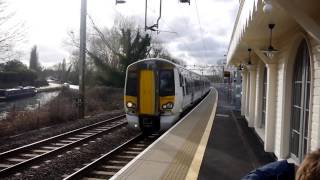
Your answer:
(261, 160), (291, 170)
(241, 160), (295, 180)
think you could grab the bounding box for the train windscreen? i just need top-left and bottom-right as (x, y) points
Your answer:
(126, 71), (137, 96)
(159, 70), (175, 96)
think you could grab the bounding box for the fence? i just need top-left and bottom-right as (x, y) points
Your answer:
(212, 81), (241, 110)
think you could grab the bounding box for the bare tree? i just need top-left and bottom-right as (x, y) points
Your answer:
(66, 15), (152, 87)
(0, 0), (25, 61)
(66, 15), (185, 86)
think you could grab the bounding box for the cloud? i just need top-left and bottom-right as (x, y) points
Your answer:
(20, 44), (69, 68)
(149, 0), (238, 65)
(10, 0), (239, 67)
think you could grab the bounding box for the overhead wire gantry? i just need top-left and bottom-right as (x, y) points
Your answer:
(144, 0), (190, 33)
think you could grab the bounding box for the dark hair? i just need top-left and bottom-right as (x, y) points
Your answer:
(296, 149), (320, 180)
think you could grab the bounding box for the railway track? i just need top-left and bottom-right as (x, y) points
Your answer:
(0, 114), (126, 178)
(63, 133), (159, 180)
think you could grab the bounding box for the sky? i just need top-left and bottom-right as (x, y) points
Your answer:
(7, 0), (239, 68)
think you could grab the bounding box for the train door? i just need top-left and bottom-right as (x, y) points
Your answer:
(139, 70), (156, 115)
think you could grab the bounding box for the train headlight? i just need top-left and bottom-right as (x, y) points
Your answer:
(162, 102), (174, 109)
(126, 101), (135, 108)
(166, 102), (173, 109)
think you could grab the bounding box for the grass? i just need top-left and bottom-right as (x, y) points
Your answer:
(0, 86), (123, 137)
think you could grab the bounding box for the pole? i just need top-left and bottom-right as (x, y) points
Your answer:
(79, 0), (87, 119)
(156, 0), (162, 28)
(145, 0), (147, 31)
(222, 65), (224, 83)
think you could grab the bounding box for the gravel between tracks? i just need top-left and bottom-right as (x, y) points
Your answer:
(0, 110), (124, 153)
(4, 126), (140, 180)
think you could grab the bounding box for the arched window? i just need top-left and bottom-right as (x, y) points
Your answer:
(290, 40), (310, 162)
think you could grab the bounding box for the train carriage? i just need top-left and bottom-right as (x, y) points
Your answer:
(124, 58), (210, 132)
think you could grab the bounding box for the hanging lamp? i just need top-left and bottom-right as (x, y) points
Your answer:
(261, 23), (279, 59)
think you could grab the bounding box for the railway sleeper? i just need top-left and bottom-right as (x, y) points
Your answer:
(116, 155), (135, 159)
(91, 170), (115, 176)
(53, 143), (69, 146)
(41, 146), (58, 150)
(87, 131), (102, 134)
(81, 132), (95, 135)
(134, 143), (147, 147)
(101, 165), (122, 170)
(127, 147), (143, 151)
(107, 160), (127, 165)
(68, 137), (83, 140)
(93, 128), (109, 131)
(60, 140), (76, 143)
(82, 177), (105, 180)
(123, 151), (140, 154)
(75, 134), (90, 138)
(0, 164), (11, 168)
(19, 153), (38, 158)
(32, 149), (51, 153)
(6, 158), (27, 162)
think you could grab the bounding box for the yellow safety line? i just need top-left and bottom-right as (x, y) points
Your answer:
(111, 90), (213, 180)
(185, 88), (218, 180)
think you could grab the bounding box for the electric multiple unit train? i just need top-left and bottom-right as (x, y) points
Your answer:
(124, 58), (211, 132)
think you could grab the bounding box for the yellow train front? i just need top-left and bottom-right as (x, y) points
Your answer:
(124, 58), (210, 133)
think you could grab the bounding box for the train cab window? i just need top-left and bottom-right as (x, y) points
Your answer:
(179, 73), (183, 87)
(159, 70), (175, 96)
(126, 71), (137, 96)
(185, 78), (189, 95)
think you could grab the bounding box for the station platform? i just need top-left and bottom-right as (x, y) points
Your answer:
(112, 88), (275, 180)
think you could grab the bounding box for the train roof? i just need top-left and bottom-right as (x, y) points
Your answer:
(127, 58), (205, 78)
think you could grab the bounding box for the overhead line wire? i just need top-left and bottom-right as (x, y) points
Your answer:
(194, 0), (209, 63)
(147, 5), (194, 62)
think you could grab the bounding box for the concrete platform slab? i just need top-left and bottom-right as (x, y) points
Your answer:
(112, 90), (217, 180)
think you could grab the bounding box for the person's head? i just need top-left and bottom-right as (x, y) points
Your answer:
(296, 149), (320, 180)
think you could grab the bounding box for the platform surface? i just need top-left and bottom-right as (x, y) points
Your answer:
(112, 90), (217, 180)
(198, 86), (275, 179)
(112, 87), (275, 180)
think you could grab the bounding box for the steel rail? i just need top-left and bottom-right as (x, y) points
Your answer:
(64, 133), (155, 180)
(0, 114), (126, 177)
(0, 114), (125, 158)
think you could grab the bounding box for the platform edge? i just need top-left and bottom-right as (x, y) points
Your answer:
(111, 90), (213, 180)
(185, 88), (218, 179)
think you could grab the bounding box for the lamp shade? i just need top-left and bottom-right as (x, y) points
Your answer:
(116, 0), (126, 4)
(261, 46), (279, 59)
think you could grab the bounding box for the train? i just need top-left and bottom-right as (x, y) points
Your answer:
(124, 58), (211, 133)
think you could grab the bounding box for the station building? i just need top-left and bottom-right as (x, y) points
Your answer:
(227, 0), (320, 163)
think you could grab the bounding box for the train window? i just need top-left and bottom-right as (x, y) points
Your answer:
(159, 70), (175, 96)
(185, 78), (189, 95)
(0, 90), (4, 96)
(180, 74), (185, 96)
(126, 71), (137, 96)
(195, 81), (197, 90)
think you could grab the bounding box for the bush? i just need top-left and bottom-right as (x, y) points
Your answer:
(0, 86), (123, 137)
(86, 86), (123, 113)
(33, 79), (49, 87)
